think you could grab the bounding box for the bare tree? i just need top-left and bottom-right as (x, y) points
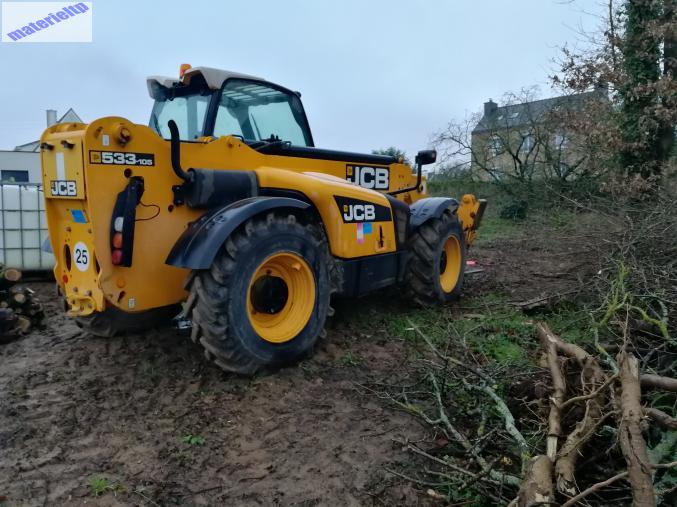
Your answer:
(432, 87), (610, 185)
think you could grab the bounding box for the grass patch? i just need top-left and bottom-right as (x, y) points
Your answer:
(88, 475), (123, 497)
(338, 351), (362, 367)
(543, 303), (596, 346)
(473, 215), (524, 243)
(181, 434), (206, 446)
(382, 293), (533, 369)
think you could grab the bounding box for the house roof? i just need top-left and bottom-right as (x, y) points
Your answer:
(14, 108), (83, 152)
(472, 89), (607, 135)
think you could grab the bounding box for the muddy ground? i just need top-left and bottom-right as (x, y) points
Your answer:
(0, 220), (600, 506)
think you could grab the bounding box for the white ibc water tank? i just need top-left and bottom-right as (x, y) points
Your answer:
(0, 184), (55, 271)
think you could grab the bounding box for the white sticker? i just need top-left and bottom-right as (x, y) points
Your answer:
(73, 241), (90, 272)
(102, 134), (110, 146)
(55, 151), (65, 180)
(128, 298), (136, 309)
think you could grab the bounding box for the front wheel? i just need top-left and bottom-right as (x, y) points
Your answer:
(187, 213), (331, 374)
(405, 212), (466, 304)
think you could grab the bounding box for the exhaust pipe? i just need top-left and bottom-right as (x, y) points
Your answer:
(167, 120), (191, 181)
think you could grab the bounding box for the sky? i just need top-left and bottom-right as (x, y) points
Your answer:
(0, 0), (606, 159)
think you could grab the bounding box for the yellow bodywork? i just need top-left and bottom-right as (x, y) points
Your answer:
(41, 117), (481, 317)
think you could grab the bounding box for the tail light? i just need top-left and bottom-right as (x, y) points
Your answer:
(110, 177), (144, 267)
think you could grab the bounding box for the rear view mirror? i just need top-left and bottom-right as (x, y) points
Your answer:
(415, 150), (437, 166)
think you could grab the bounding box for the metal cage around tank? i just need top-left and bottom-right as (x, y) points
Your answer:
(0, 183), (54, 271)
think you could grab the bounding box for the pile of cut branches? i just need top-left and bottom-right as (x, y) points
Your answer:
(368, 317), (676, 505)
(518, 322), (677, 506)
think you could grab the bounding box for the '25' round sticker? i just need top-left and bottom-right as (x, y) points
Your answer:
(73, 242), (90, 272)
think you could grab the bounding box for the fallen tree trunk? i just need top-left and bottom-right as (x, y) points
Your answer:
(617, 351), (655, 507)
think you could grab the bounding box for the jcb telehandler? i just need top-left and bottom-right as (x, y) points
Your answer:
(41, 65), (486, 373)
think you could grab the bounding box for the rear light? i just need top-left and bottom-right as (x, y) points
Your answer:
(111, 249), (124, 265)
(110, 177), (145, 267)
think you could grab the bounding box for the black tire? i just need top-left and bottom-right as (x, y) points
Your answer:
(406, 212), (466, 304)
(187, 213), (331, 374)
(75, 304), (181, 337)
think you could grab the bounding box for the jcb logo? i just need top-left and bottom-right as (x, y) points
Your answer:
(343, 204), (375, 222)
(50, 180), (77, 197)
(346, 165), (389, 190)
(334, 195), (392, 224)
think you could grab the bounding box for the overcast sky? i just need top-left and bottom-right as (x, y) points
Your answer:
(0, 0), (605, 158)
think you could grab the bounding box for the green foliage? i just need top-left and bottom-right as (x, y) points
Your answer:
(372, 146), (411, 165)
(88, 475), (122, 497)
(648, 430), (677, 505)
(338, 351), (361, 367)
(499, 200), (528, 220)
(620, 0), (665, 177)
(181, 434), (206, 446)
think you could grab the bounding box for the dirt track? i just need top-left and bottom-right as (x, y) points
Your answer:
(0, 223), (596, 506)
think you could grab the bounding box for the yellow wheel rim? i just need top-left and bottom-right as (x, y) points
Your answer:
(247, 252), (316, 344)
(439, 235), (462, 293)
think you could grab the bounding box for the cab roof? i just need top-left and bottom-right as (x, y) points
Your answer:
(146, 66), (265, 98)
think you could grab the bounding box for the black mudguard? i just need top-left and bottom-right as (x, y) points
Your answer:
(409, 197), (459, 230)
(166, 196), (310, 269)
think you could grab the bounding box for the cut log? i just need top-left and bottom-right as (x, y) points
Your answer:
(12, 292), (26, 305)
(3, 268), (21, 283)
(617, 352), (655, 507)
(15, 316), (31, 334)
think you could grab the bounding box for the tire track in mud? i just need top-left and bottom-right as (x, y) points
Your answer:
(0, 283), (422, 506)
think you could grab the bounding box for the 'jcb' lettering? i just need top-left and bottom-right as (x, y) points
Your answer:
(50, 180), (77, 197)
(346, 165), (389, 190)
(343, 204), (376, 222)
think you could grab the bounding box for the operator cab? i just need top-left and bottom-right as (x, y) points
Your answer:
(147, 65), (314, 147)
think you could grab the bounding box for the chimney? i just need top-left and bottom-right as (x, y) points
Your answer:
(46, 109), (57, 127)
(484, 99), (498, 118)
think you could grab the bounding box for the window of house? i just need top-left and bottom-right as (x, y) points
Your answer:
(521, 134), (535, 152)
(490, 135), (504, 156)
(1, 170), (29, 183)
(554, 133), (569, 147)
(509, 111), (520, 119)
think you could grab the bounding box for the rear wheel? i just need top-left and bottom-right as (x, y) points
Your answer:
(406, 212), (466, 304)
(187, 213), (331, 374)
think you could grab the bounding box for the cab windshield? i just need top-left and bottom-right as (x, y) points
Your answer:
(213, 79), (312, 146)
(149, 78), (313, 146)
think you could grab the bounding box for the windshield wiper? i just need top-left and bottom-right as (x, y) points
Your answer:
(253, 138), (291, 153)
